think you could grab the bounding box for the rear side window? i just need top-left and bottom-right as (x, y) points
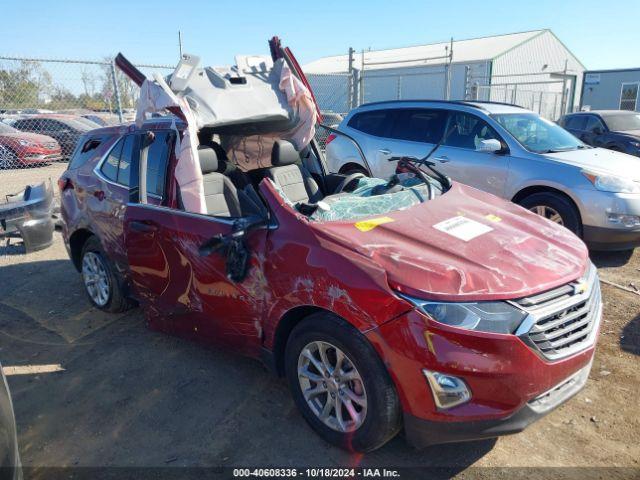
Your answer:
(68, 135), (107, 170)
(100, 138), (123, 182)
(347, 110), (391, 136)
(563, 115), (587, 130)
(146, 130), (173, 197)
(389, 108), (447, 143)
(117, 135), (135, 186)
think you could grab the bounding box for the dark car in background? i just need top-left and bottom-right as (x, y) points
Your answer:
(11, 115), (94, 159)
(0, 363), (21, 480)
(0, 123), (62, 168)
(560, 110), (640, 157)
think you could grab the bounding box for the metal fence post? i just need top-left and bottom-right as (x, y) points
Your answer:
(110, 59), (123, 123)
(347, 47), (355, 110)
(359, 49), (365, 106)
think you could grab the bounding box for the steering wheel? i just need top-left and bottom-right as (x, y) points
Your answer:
(334, 172), (366, 194)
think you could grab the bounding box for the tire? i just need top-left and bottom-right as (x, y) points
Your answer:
(518, 192), (582, 237)
(285, 313), (401, 452)
(80, 236), (133, 313)
(339, 164), (368, 176)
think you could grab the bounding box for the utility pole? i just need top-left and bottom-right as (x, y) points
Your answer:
(178, 30), (183, 58)
(445, 37), (453, 100)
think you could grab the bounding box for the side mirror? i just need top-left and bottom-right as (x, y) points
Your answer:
(198, 234), (226, 257)
(593, 127), (603, 135)
(476, 138), (503, 154)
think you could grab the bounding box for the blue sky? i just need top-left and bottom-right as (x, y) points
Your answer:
(4, 0), (639, 69)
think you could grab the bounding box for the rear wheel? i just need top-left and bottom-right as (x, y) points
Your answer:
(80, 236), (133, 313)
(519, 192), (582, 236)
(285, 313), (401, 452)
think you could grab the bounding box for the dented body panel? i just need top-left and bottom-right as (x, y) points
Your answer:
(314, 182), (589, 302)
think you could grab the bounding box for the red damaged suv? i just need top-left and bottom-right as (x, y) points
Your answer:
(59, 43), (601, 452)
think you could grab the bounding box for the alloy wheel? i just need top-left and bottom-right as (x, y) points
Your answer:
(530, 205), (564, 225)
(82, 252), (111, 307)
(297, 341), (367, 433)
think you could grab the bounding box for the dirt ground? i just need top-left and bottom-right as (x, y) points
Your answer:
(0, 165), (639, 476)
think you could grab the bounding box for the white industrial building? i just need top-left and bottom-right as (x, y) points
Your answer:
(303, 29), (584, 120)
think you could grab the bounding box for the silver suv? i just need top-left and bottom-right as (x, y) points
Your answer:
(326, 100), (640, 251)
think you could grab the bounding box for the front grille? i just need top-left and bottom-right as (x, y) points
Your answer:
(514, 264), (601, 361)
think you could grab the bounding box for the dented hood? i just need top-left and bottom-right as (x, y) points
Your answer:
(313, 183), (589, 302)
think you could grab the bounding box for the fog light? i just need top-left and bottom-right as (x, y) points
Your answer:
(607, 213), (640, 227)
(423, 370), (471, 409)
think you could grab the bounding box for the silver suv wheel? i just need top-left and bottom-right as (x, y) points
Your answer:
(529, 205), (564, 225)
(82, 252), (111, 307)
(297, 340), (367, 433)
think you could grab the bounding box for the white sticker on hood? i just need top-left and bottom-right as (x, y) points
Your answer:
(433, 216), (493, 242)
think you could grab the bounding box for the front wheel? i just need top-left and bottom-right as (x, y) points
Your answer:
(285, 313), (401, 452)
(519, 192), (582, 237)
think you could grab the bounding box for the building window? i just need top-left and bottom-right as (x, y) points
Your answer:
(620, 82), (639, 111)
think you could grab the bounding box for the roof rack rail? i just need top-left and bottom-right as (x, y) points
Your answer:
(460, 100), (523, 108)
(358, 99), (524, 110)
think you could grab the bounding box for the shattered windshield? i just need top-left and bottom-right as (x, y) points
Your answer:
(273, 176), (442, 222)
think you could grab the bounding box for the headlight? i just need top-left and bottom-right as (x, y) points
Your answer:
(400, 295), (527, 334)
(583, 170), (640, 194)
(18, 139), (37, 147)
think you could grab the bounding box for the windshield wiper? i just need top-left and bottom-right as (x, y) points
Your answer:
(540, 147), (579, 153)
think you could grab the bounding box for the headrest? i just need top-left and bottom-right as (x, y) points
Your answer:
(197, 145), (219, 174)
(271, 140), (300, 167)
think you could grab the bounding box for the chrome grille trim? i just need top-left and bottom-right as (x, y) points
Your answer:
(513, 263), (602, 361)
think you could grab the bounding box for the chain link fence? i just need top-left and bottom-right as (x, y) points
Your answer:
(0, 56), (172, 171)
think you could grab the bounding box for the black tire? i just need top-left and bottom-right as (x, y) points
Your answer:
(518, 191), (582, 237)
(339, 164), (368, 176)
(285, 313), (401, 452)
(80, 236), (134, 313)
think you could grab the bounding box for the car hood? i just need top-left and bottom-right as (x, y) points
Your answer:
(612, 129), (640, 138)
(0, 132), (58, 145)
(313, 183), (588, 302)
(542, 148), (640, 179)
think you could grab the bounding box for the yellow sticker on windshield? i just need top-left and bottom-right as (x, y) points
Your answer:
(354, 216), (395, 232)
(485, 214), (502, 223)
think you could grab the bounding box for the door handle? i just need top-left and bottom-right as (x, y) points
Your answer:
(379, 148), (392, 155)
(129, 220), (158, 234)
(434, 156), (450, 163)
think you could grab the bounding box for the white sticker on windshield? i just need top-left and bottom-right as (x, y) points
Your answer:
(433, 216), (493, 242)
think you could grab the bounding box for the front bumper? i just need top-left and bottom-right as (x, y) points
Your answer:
(583, 224), (640, 251)
(366, 267), (601, 447)
(404, 359), (592, 447)
(577, 189), (640, 250)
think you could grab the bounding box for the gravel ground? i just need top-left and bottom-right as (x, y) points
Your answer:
(0, 165), (638, 476)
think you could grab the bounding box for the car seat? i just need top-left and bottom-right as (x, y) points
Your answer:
(266, 140), (322, 204)
(197, 145), (261, 217)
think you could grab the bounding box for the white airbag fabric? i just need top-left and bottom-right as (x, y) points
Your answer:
(136, 76), (206, 214)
